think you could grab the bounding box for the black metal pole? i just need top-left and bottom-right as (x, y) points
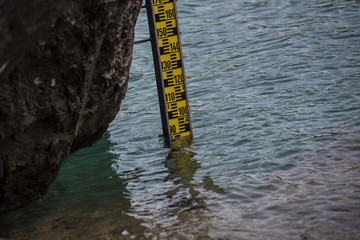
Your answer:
(145, 0), (171, 140)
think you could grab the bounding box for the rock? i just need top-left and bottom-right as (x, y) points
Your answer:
(0, 0), (73, 69)
(0, 0), (143, 213)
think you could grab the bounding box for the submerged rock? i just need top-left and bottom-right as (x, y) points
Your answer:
(0, 0), (143, 212)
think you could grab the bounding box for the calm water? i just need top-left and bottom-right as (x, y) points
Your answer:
(1, 0), (360, 239)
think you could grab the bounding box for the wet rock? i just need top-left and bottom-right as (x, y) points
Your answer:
(0, 0), (143, 212)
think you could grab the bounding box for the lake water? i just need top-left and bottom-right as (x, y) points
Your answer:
(1, 0), (360, 239)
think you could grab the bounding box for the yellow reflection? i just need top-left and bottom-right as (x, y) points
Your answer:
(164, 138), (225, 214)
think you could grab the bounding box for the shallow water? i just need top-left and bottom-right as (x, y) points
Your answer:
(1, 0), (360, 239)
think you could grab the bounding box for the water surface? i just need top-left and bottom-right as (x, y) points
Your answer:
(1, 0), (360, 239)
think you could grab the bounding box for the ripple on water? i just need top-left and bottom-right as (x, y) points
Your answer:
(1, 0), (360, 239)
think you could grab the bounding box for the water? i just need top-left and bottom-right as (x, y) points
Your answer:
(1, 0), (360, 239)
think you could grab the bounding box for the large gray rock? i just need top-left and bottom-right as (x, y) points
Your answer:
(0, 0), (143, 212)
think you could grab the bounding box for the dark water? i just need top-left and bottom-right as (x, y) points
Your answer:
(1, 0), (360, 239)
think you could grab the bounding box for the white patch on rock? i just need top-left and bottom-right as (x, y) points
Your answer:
(34, 77), (42, 85)
(0, 61), (9, 74)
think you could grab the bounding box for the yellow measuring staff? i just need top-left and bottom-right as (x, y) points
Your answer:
(146, 0), (192, 141)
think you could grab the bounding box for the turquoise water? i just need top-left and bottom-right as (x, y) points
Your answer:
(1, 0), (360, 239)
